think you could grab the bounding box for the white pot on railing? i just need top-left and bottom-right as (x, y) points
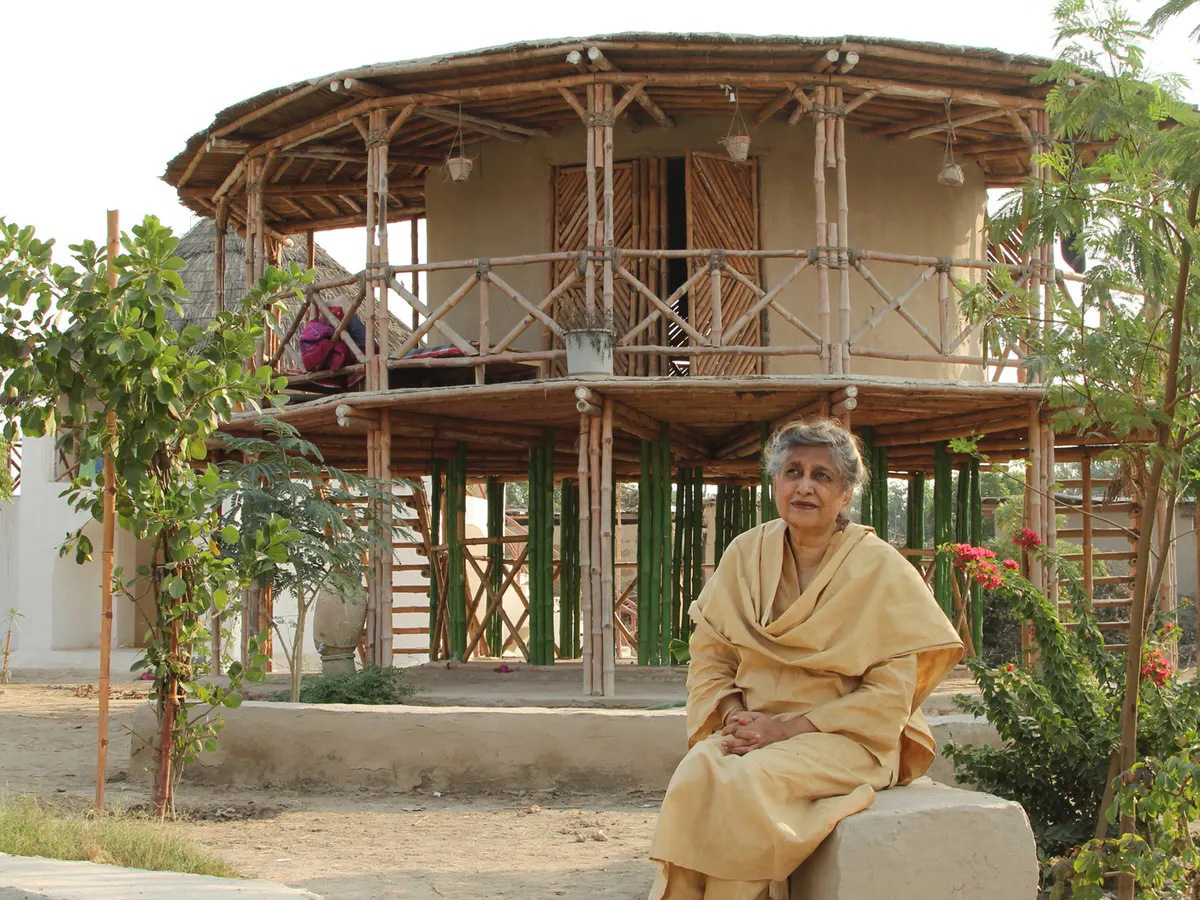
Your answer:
(564, 328), (615, 378)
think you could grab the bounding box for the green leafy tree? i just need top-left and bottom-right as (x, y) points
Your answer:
(960, 3), (1200, 893)
(216, 419), (407, 702)
(0, 216), (307, 817)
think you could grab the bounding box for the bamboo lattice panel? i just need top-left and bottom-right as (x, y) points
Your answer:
(686, 152), (762, 376)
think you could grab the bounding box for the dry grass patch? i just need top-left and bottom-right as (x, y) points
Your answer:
(0, 795), (239, 877)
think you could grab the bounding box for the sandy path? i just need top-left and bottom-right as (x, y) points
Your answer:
(0, 682), (659, 898)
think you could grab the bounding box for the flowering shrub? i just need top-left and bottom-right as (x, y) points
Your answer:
(1014, 528), (1043, 549)
(942, 537), (1200, 870)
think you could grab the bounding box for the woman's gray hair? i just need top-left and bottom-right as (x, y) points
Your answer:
(762, 418), (868, 492)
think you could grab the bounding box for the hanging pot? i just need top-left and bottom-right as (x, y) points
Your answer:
(446, 155), (474, 182)
(721, 134), (751, 163)
(937, 162), (964, 187)
(564, 328), (614, 379)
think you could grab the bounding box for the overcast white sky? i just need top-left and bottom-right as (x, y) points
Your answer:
(4, 0), (1199, 270)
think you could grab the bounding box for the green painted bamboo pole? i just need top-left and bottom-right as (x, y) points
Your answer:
(955, 463), (969, 544)
(672, 467), (686, 642)
(689, 469), (703, 641)
(485, 477), (504, 655)
(933, 442), (953, 617)
(658, 425), (673, 665)
(873, 445), (888, 540)
(638, 441), (652, 666)
(560, 480), (579, 658)
(447, 443), (468, 661)
(648, 440), (662, 666)
(429, 460), (444, 657)
(546, 429), (556, 665)
(906, 473), (925, 572)
(969, 458), (984, 656)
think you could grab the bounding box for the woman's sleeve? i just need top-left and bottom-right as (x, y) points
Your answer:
(802, 652), (918, 759)
(685, 616), (742, 747)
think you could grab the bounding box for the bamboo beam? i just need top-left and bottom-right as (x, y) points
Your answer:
(586, 48), (674, 128)
(417, 106), (548, 140)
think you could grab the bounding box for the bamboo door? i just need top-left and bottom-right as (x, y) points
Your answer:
(686, 152), (763, 376)
(550, 161), (667, 375)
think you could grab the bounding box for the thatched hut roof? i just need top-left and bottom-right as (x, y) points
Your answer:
(165, 33), (1055, 235)
(175, 218), (410, 351)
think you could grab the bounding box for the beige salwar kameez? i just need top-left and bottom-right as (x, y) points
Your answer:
(648, 521), (962, 900)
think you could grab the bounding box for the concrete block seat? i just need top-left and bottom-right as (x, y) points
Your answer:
(791, 779), (1038, 900)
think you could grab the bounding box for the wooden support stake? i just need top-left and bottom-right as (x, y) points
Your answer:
(600, 402), (615, 695)
(96, 210), (118, 812)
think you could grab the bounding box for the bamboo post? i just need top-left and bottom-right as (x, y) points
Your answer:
(588, 415), (603, 689)
(560, 479), (580, 658)
(600, 404), (615, 694)
(410, 217), (421, 332)
(377, 411), (393, 665)
(873, 442), (888, 540)
(214, 202), (228, 314)
(834, 88), (851, 374)
(657, 424), (672, 667)
(430, 460), (444, 659)
(365, 108), (390, 392)
(579, 414), (595, 693)
(585, 84), (600, 318)
(672, 466), (686, 644)
(969, 458), (984, 655)
(1044, 418), (1057, 609)
(602, 85), (616, 320)
(447, 443), (467, 660)
(96, 209), (118, 812)
(486, 477), (504, 655)
(907, 473), (926, 571)
(813, 87), (833, 372)
(933, 442), (953, 617)
(637, 441), (650, 664)
(477, 271), (490, 386)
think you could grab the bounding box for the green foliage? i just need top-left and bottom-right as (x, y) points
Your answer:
(277, 665), (420, 705)
(0, 215), (311, 815)
(0, 796), (238, 877)
(1052, 750), (1200, 898)
(946, 547), (1200, 863)
(216, 419), (408, 702)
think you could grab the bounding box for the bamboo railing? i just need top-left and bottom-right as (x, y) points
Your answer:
(271, 244), (1088, 388)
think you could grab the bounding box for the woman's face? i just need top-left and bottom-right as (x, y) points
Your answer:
(773, 445), (852, 536)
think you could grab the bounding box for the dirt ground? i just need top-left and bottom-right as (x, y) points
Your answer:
(0, 664), (987, 898)
(0, 680), (660, 899)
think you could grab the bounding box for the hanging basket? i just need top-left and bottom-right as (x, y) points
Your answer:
(564, 328), (614, 378)
(446, 155), (474, 182)
(721, 134), (751, 163)
(937, 162), (965, 187)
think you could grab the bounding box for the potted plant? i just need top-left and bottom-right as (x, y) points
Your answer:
(560, 299), (616, 378)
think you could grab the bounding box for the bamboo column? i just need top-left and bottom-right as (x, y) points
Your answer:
(906, 473), (926, 572)
(933, 442), (953, 616)
(1043, 417), (1057, 609)
(969, 458), (984, 655)
(214, 201), (228, 315)
(376, 411), (393, 665)
(429, 460), (444, 659)
(600, 404), (615, 694)
(485, 477), (505, 655)
(560, 479), (580, 658)
(813, 87), (834, 373)
(1082, 452), (1094, 608)
(365, 108), (391, 392)
(579, 413), (597, 693)
(834, 86), (851, 374)
(588, 413), (604, 689)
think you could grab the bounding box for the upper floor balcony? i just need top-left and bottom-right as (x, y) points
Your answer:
(163, 34), (1071, 399)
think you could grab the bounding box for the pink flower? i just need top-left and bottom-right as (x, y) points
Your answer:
(1005, 663), (1016, 672)
(1141, 647), (1172, 687)
(1002, 559), (1019, 570)
(1013, 528), (1042, 549)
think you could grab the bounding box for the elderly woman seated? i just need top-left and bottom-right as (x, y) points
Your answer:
(648, 418), (963, 900)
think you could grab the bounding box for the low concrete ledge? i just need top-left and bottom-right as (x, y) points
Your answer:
(131, 702), (687, 793)
(130, 703), (1000, 794)
(792, 779), (1038, 900)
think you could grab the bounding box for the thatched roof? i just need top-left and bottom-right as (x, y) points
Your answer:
(175, 218), (410, 351)
(165, 33), (1055, 235)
